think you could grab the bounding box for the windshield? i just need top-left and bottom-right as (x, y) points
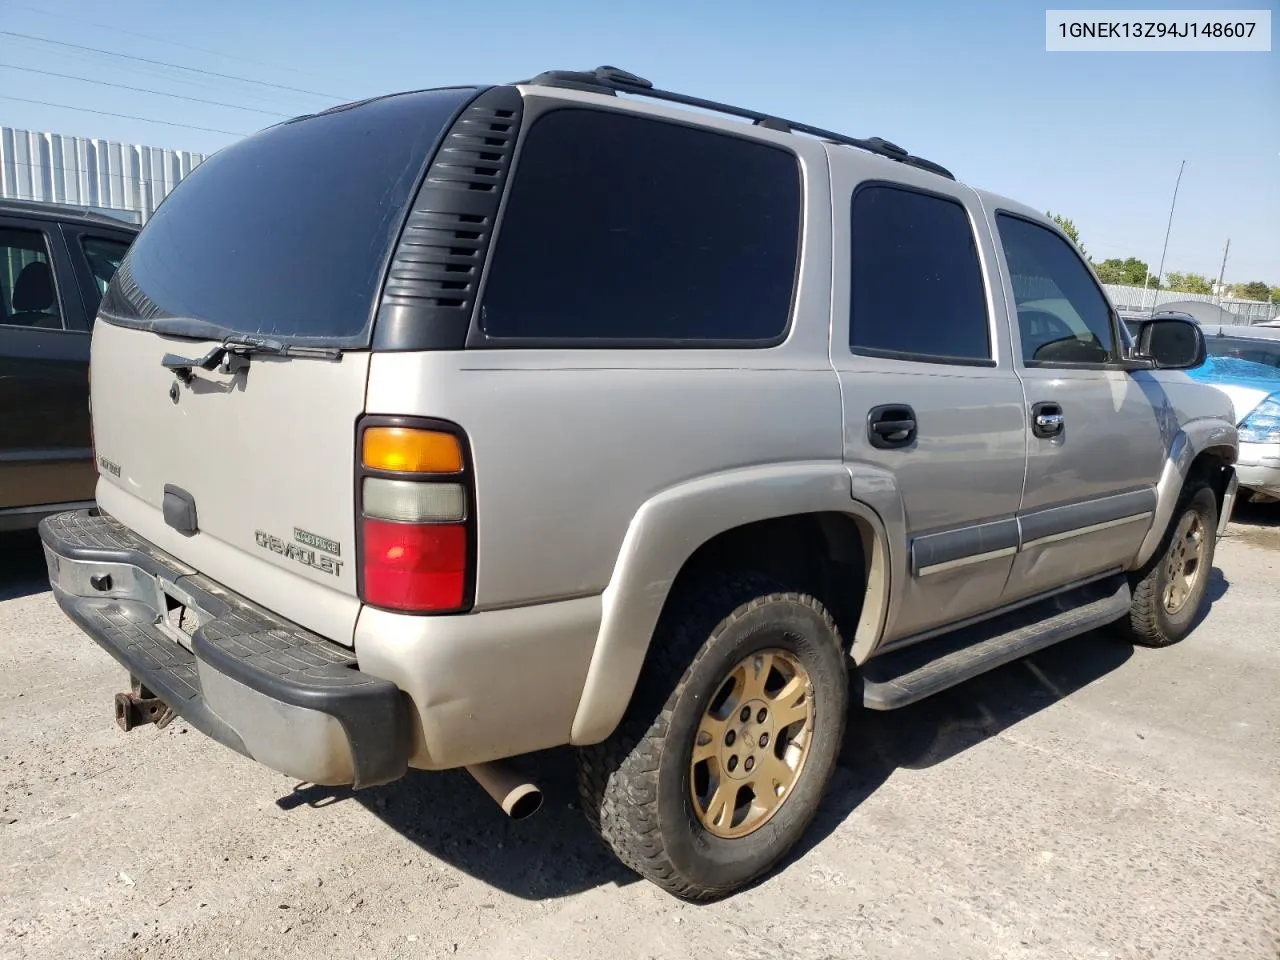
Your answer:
(1206, 335), (1280, 369)
(99, 87), (476, 345)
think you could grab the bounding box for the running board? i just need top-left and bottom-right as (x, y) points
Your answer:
(860, 574), (1132, 710)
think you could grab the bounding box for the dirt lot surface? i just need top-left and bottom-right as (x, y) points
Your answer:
(2, 504), (1278, 960)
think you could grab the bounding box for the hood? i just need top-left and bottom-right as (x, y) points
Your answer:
(1187, 356), (1280, 423)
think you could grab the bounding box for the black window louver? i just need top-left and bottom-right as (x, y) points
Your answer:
(373, 85), (524, 351)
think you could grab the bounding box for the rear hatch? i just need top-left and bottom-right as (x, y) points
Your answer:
(89, 87), (476, 645)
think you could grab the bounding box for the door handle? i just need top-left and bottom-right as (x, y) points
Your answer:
(868, 404), (917, 449)
(1031, 402), (1064, 439)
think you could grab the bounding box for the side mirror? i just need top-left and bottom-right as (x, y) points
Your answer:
(1133, 316), (1206, 370)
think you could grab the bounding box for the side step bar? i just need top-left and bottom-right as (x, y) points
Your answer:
(861, 574), (1132, 710)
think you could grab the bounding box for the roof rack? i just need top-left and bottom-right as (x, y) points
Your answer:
(518, 66), (956, 181)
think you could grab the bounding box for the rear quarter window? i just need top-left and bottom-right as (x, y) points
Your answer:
(477, 109), (802, 345)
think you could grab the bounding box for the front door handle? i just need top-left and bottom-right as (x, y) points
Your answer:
(868, 404), (917, 449)
(1031, 402), (1064, 439)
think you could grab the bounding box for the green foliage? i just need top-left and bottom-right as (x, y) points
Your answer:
(1094, 257), (1154, 287)
(1232, 281), (1272, 302)
(1164, 272), (1213, 295)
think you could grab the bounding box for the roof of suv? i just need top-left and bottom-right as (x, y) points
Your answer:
(514, 67), (1049, 228)
(0, 197), (140, 231)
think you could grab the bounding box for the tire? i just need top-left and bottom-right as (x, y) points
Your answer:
(1123, 482), (1218, 647)
(575, 572), (848, 902)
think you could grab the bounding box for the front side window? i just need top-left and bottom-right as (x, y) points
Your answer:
(0, 227), (63, 330)
(996, 214), (1116, 365)
(849, 185), (991, 363)
(479, 109), (802, 344)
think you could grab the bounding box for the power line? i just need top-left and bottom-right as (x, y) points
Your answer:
(0, 64), (291, 117)
(0, 30), (345, 101)
(5, 158), (201, 186)
(0, 0), (342, 86)
(0, 94), (249, 137)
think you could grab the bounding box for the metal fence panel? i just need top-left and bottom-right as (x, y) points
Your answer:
(0, 126), (205, 225)
(1103, 283), (1274, 324)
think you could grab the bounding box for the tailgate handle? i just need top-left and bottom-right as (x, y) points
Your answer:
(162, 484), (199, 537)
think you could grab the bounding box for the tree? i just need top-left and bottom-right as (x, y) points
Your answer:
(1232, 281), (1272, 302)
(1164, 272), (1213, 295)
(1046, 211), (1089, 261)
(1094, 257), (1154, 286)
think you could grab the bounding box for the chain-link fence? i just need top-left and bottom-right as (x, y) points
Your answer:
(1103, 283), (1275, 325)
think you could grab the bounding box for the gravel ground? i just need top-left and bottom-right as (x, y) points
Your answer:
(2, 503), (1278, 960)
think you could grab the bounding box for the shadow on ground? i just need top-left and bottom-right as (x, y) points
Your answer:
(0, 531), (49, 601)
(274, 565), (1231, 902)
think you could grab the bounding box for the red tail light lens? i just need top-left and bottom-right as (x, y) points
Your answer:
(357, 417), (473, 614)
(362, 519), (466, 612)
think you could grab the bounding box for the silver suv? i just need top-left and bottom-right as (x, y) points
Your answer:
(40, 67), (1238, 901)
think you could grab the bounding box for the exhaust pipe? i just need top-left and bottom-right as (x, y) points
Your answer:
(465, 761), (542, 820)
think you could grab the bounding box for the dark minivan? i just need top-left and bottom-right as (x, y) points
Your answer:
(0, 199), (136, 530)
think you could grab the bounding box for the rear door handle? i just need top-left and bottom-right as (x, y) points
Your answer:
(868, 404), (917, 449)
(1031, 402), (1064, 439)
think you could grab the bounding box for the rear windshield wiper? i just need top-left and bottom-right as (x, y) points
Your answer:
(161, 335), (341, 382)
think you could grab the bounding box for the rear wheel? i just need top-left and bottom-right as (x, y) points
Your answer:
(575, 573), (848, 901)
(1124, 482), (1217, 647)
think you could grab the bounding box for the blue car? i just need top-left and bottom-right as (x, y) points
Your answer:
(1187, 323), (1280, 502)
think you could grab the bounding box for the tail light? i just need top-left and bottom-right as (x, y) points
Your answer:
(87, 364), (95, 466)
(356, 418), (474, 613)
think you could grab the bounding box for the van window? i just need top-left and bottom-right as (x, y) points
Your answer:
(849, 186), (991, 364)
(479, 109), (801, 344)
(81, 236), (131, 298)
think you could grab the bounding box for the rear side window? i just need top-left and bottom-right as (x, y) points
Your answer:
(80, 236), (130, 298)
(996, 213), (1116, 366)
(849, 185), (991, 364)
(479, 109), (801, 344)
(101, 88), (474, 343)
(0, 227), (63, 330)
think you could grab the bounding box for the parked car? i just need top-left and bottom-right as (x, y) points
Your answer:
(0, 199), (137, 531)
(39, 66), (1238, 901)
(1188, 323), (1280, 501)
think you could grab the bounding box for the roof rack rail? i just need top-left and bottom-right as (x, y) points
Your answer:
(518, 66), (956, 181)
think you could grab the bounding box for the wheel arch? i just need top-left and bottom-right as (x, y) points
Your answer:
(1132, 419), (1238, 569)
(568, 462), (893, 746)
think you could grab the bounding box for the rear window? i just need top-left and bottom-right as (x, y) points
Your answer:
(101, 88), (474, 343)
(478, 109), (801, 344)
(1206, 335), (1280, 368)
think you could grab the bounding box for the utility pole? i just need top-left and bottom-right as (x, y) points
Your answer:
(1215, 238), (1230, 302)
(1154, 160), (1186, 311)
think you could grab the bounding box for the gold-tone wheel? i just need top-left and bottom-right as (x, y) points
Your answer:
(690, 648), (814, 839)
(1163, 510), (1206, 614)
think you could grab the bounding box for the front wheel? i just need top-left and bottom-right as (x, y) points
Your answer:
(575, 573), (848, 901)
(1123, 482), (1218, 647)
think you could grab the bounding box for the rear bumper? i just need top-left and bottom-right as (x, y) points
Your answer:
(39, 509), (409, 788)
(1235, 441), (1280, 498)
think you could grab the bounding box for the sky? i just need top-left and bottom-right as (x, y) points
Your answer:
(1, 0), (1277, 282)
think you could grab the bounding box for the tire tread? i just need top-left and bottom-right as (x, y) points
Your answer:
(575, 573), (839, 901)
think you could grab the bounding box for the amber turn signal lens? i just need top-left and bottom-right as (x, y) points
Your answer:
(362, 427), (464, 474)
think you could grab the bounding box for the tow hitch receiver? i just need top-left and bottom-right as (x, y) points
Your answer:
(114, 681), (175, 732)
